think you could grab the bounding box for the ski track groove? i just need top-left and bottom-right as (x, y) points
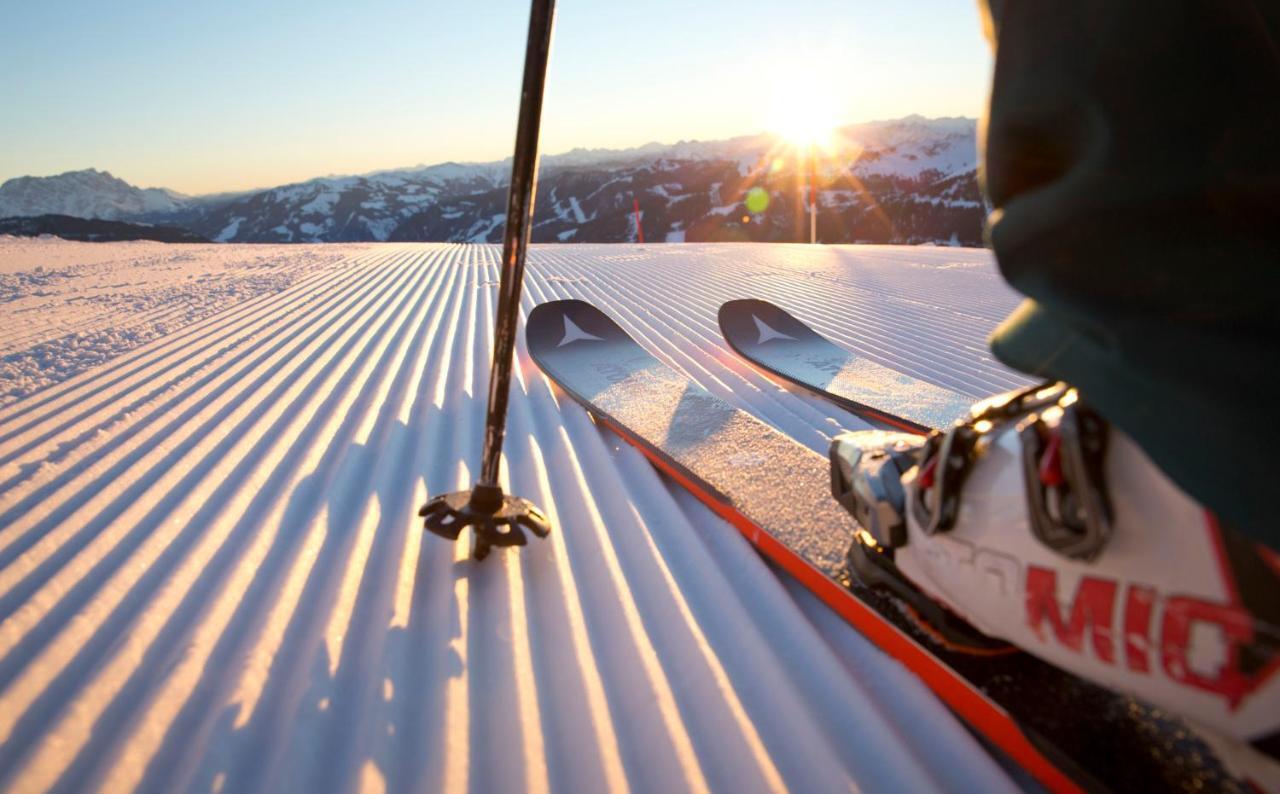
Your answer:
(0, 242), (1024, 793)
(0, 248), (378, 431)
(0, 247), (434, 792)
(0, 253), (403, 563)
(0, 252), (413, 626)
(0, 252), (389, 470)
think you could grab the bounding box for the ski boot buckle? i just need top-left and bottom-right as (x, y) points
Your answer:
(1019, 392), (1112, 561)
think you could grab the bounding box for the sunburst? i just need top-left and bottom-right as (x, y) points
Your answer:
(768, 86), (839, 152)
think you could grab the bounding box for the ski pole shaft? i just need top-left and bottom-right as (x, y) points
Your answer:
(479, 0), (556, 487)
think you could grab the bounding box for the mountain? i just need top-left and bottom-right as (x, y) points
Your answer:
(0, 214), (210, 243)
(395, 116), (984, 245)
(182, 116), (983, 246)
(0, 168), (189, 220)
(163, 162), (508, 243)
(1, 116), (986, 246)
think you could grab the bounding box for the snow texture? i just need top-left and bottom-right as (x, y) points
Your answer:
(0, 238), (364, 405)
(0, 240), (1027, 793)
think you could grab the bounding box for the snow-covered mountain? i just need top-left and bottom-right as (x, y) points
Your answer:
(183, 116), (982, 245)
(172, 163), (508, 244)
(2, 116), (985, 245)
(0, 168), (188, 220)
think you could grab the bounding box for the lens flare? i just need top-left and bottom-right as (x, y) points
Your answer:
(745, 187), (770, 214)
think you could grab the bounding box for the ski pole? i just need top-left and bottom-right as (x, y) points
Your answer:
(419, 0), (555, 560)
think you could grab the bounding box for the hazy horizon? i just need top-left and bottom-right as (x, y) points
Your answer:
(1, 0), (992, 195)
(7, 112), (979, 197)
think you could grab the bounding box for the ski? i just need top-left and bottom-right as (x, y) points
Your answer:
(528, 298), (1256, 794)
(718, 298), (971, 433)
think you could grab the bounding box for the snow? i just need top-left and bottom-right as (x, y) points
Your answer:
(214, 217), (244, 243)
(361, 216), (397, 242)
(465, 213), (505, 243)
(0, 240), (1026, 792)
(567, 196), (587, 224)
(300, 191), (341, 215)
(0, 239), (365, 404)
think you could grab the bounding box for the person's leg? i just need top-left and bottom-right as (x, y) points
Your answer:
(828, 1), (1280, 758)
(980, 0), (1280, 544)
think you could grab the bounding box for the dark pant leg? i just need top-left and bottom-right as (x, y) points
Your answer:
(979, 0), (1280, 545)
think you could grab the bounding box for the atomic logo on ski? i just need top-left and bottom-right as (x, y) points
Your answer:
(720, 299), (973, 433)
(752, 314), (795, 344)
(558, 315), (605, 347)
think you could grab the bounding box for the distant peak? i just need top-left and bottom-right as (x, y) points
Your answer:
(65, 167), (113, 178)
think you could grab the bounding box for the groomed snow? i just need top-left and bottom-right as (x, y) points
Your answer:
(0, 240), (1027, 793)
(0, 238), (367, 405)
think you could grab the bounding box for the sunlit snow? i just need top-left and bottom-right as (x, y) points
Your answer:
(0, 239), (1025, 793)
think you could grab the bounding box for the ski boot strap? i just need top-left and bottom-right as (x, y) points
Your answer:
(1018, 390), (1112, 561)
(911, 382), (1113, 560)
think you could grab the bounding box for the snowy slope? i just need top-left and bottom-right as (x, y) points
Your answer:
(0, 237), (367, 404)
(0, 241), (1027, 793)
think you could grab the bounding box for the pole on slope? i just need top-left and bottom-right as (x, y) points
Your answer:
(419, 0), (555, 560)
(808, 189), (816, 244)
(632, 196), (644, 243)
(808, 147), (817, 244)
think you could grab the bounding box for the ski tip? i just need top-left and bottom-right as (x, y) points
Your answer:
(528, 298), (594, 323)
(527, 299), (633, 363)
(527, 298), (605, 339)
(718, 298), (782, 352)
(718, 297), (823, 351)
(717, 298), (783, 329)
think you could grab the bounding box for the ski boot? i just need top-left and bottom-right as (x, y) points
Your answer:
(831, 383), (1280, 771)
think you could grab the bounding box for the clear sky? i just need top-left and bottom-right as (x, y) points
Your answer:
(0, 0), (992, 195)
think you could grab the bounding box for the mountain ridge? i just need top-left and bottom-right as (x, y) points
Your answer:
(1, 116), (985, 245)
(0, 168), (189, 221)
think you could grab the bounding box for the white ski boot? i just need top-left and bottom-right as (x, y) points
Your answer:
(831, 383), (1280, 783)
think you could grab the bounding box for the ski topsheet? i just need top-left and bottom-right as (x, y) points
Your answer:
(718, 298), (971, 432)
(527, 298), (1250, 794)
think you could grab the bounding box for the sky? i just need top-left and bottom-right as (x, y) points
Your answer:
(0, 0), (992, 196)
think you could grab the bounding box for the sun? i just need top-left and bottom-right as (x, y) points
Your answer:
(774, 110), (837, 151)
(767, 87), (840, 151)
